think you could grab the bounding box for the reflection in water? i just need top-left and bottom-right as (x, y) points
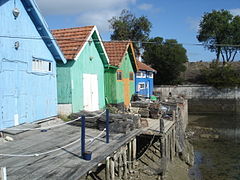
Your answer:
(217, 128), (240, 142)
(188, 114), (240, 180)
(189, 113), (240, 140)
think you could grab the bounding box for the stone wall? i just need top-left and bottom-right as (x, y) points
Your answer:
(155, 85), (240, 113)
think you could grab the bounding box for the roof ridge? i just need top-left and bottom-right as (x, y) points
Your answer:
(52, 25), (95, 32)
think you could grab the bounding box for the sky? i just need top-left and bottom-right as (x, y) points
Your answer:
(36, 0), (240, 62)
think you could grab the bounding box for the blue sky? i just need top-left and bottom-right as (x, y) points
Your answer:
(36, 0), (240, 62)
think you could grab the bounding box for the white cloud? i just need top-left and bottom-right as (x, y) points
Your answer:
(138, 3), (153, 11)
(36, 0), (136, 15)
(186, 17), (200, 32)
(230, 8), (240, 16)
(35, 0), (136, 33)
(76, 10), (120, 33)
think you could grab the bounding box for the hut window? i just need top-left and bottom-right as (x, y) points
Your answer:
(136, 72), (142, 78)
(129, 72), (134, 80)
(147, 72), (153, 78)
(136, 71), (146, 78)
(117, 71), (122, 80)
(138, 83), (145, 90)
(32, 59), (52, 73)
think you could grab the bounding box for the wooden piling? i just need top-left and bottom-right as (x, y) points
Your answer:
(172, 127), (176, 157)
(128, 141), (132, 172)
(105, 157), (110, 180)
(123, 146), (128, 180)
(160, 136), (165, 158)
(110, 157), (115, 180)
(118, 149), (123, 178)
(132, 138), (137, 169)
(170, 134), (173, 161)
(165, 136), (168, 159)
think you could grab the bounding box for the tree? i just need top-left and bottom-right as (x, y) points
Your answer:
(199, 62), (240, 88)
(109, 9), (152, 55)
(197, 9), (240, 63)
(142, 37), (188, 85)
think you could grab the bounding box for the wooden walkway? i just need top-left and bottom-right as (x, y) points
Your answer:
(0, 122), (141, 180)
(0, 116), (174, 180)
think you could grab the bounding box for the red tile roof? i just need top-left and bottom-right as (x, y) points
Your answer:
(52, 26), (94, 60)
(103, 41), (131, 66)
(137, 61), (157, 72)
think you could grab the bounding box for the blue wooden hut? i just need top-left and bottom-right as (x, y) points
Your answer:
(135, 61), (156, 97)
(0, 0), (66, 130)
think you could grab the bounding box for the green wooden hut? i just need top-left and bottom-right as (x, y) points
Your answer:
(52, 26), (109, 114)
(104, 41), (138, 107)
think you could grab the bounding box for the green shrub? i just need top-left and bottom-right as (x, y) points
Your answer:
(199, 63), (240, 88)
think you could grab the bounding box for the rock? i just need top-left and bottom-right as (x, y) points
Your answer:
(200, 133), (219, 139)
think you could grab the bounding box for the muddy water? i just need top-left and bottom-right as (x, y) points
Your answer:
(188, 114), (240, 180)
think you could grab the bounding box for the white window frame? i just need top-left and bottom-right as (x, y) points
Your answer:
(136, 71), (146, 78)
(32, 58), (52, 73)
(138, 82), (145, 90)
(147, 72), (153, 78)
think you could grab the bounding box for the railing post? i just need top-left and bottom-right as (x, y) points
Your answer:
(160, 118), (165, 134)
(81, 115), (86, 157)
(106, 109), (110, 143)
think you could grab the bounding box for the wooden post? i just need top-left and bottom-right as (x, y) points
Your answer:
(160, 118), (164, 133)
(170, 134), (173, 161)
(123, 147), (128, 180)
(165, 135), (168, 160)
(172, 127), (176, 157)
(110, 157), (115, 180)
(132, 138), (137, 169)
(0, 167), (7, 180)
(160, 136), (165, 158)
(173, 110), (176, 122)
(118, 150), (123, 178)
(105, 157), (110, 180)
(128, 141), (132, 172)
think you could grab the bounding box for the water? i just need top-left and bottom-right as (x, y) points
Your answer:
(188, 114), (240, 180)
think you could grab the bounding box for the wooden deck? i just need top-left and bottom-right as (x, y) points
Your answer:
(143, 118), (175, 135)
(0, 121), (142, 180)
(0, 116), (173, 180)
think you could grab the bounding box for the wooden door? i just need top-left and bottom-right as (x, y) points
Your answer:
(1, 60), (28, 129)
(123, 78), (130, 107)
(83, 74), (99, 111)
